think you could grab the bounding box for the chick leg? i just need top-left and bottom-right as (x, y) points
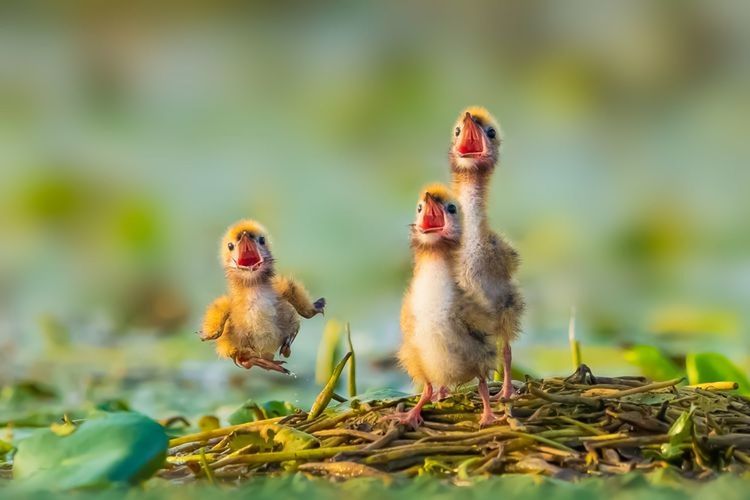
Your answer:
(501, 341), (514, 400)
(234, 353), (290, 375)
(478, 378), (499, 427)
(490, 341), (515, 402)
(383, 383), (433, 429)
(273, 276), (326, 318)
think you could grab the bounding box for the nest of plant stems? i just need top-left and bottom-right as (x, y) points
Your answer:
(162, 364), (750, 483)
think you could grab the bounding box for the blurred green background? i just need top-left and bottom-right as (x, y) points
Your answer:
(1, 1), (749, 420)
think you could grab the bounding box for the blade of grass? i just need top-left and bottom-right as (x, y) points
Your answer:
(199, 447), (216, 486)
(347, 323), (357, 398)
(308, 352), (353, 421)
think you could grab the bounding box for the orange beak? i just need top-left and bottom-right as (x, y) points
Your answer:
(419, 194), (445, 233)
(456, 112), (485, 156)
(236, 234), (264, 269)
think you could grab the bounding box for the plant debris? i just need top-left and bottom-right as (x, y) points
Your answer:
(162, 364), (750, 483)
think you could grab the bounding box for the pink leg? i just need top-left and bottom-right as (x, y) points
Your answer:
(478, 378), (498, 427)
(489, 341), (515, 402)
(235, 354), (290, 374)
(384, 383), (433, 429)
(501, 341), (514, 400)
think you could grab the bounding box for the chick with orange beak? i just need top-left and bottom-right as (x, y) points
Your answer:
(449, 107), (525, 400)
(394, 185), (500, 428)
(200, 220), (325, 373)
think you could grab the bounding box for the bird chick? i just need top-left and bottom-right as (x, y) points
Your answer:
(200, 220), (325, 373)
(449, 106), (525, 400)
(395, 184), (500, 428)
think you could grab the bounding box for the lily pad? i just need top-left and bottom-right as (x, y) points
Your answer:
(13, 412), (168, 490)
(227, 399), (298, 425)
(349, 388), (410, 404)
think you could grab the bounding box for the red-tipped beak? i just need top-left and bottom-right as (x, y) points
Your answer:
(236, 235), (264, 269)
(419, 194), (445, 233)
(457, 112), (485, 156)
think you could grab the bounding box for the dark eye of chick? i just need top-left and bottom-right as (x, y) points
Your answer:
(454, 127), (460, 137)
(417, 204), (423, 213)
(227, 242), (234, 251)
(486, 127), (496, 139)
(446, 204), (457, 214)
(258, 236), (266, 245)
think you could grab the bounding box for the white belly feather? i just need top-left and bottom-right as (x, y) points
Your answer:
(409, 259), (460, 385)
(241, 285), (282, 355)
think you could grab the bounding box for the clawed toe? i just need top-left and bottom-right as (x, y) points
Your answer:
(313, 297), (326, 314)
(235, 355), (290, 374)
(198, 330), (222, 341)
(479, 412), (500, 428)
(490, 386), (517, 402)
(381, 410), (423, 429)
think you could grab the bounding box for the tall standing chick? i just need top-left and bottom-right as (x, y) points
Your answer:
(396, 185), (500, 428)
(449, 106), (525, 400)
(200, 220), (325, 373)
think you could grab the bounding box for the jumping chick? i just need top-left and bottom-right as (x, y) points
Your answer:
(396, 184), (500, 428)
(449, 106), (525, 400)
(200, 220), (325, 373)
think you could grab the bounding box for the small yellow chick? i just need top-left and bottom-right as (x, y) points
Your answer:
(200, 220), (325, 373)
(396, 184), (500, 428)
(449, 106), (525, 400)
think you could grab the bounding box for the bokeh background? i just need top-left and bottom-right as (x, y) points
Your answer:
(1, 1), (749, 421)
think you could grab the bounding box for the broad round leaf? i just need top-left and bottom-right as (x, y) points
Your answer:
(14, 412), (167, 490)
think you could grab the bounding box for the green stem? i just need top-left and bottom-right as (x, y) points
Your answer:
(347, 323), (357, 398)
(211, 445), (360, 468)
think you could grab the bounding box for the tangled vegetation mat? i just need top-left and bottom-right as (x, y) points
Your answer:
(162, 364), (750, 483)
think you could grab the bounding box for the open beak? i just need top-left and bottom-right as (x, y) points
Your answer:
(456, 112), (485, 157)
(236, 234), (264, 270)
(419, 193), (445, 233)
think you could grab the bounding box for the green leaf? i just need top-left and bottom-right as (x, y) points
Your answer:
(0, 438), (13, 459)
(660, 407), (695, 460)
(227, 399), (298, 425)
(334, 388), (410, 410)
(93, 399), (131, 413)
(50, 416), (76, 437)
(13, 412), (168, 490)
(269, 426), (318, 452)
(227, 399), (266, 425)
(668, 407), (694, 441)
(685, 352), (750, 396)
(228, 424), (318, 453)
(624, 345), (684, 381)
(0, 381), (57, 406)
(197, 415), (220, 432)
(308, 352), (352, 421)
(261, 400), (297, 418)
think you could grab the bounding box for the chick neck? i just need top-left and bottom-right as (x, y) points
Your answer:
(451, 168), (491, 246)
(226, 267), (273, 296)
